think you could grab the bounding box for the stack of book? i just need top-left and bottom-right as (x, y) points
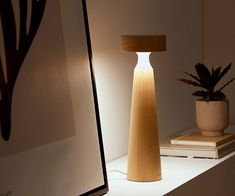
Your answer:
(160, 127), (235, 159)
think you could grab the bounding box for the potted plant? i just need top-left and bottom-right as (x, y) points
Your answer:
(179, 63), (235, 136)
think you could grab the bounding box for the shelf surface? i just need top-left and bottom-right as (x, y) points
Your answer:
(106, 152), (235, 195)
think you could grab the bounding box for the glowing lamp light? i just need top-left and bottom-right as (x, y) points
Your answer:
(121, 35), (166, 182)
(135, 52), (152, 71)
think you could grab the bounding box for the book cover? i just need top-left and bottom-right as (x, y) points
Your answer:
(160, 126), (235, 159)
(170, 132), (235, 147)
(160, 139), (235, 159)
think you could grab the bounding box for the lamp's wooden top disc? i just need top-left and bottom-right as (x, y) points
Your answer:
(121, 35), (166, 52)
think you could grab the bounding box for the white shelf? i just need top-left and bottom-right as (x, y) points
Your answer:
(106, 152), (235, 195)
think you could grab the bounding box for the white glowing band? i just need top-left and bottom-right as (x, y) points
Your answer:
(135, 52), (152, 71)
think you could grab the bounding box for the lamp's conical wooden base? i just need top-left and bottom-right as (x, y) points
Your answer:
(127, 68), (161, 182)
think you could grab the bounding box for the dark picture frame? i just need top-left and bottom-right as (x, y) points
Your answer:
(81, 0), (108, 195)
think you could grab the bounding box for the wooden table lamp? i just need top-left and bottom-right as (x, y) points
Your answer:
(121, 35), (166, 182)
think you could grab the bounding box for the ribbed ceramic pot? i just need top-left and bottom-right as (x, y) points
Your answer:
(196, 99), (229, 136)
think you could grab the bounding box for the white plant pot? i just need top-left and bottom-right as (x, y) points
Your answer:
(196, 100), (229, 136)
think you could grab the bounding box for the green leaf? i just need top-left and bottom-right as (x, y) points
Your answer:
(218, 63), (232, 81)
(192, 90), (208, 97)
(178, 79), (202, 87)
(212, 66), (214, 74)
(212, 66), (221, 85)
(183, 71), (201, 83)
(213, 91), (226, 100)
(179, 62), (234, 100)
(214, 66), (221, 79)
(217, 77), (235, 92)
(195, 63), (212, 90)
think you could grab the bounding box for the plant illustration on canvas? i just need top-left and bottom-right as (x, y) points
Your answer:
(0, 0), (46, 141)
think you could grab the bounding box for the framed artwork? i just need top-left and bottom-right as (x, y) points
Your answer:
(0, 0), (108, 195)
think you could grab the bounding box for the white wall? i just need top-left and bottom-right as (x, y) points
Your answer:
(87, 0), (202, 161)
(202, 0), (235, 124)
(0, 0), (209, 194)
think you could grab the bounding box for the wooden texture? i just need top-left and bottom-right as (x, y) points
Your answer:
(121, 35), (166, 52)
(128, 68), (161, 182)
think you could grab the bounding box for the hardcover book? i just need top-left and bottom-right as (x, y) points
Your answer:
(160, 139), (235, 159)
(160, 126), (235, 159)
(170, 132), (235, 147)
